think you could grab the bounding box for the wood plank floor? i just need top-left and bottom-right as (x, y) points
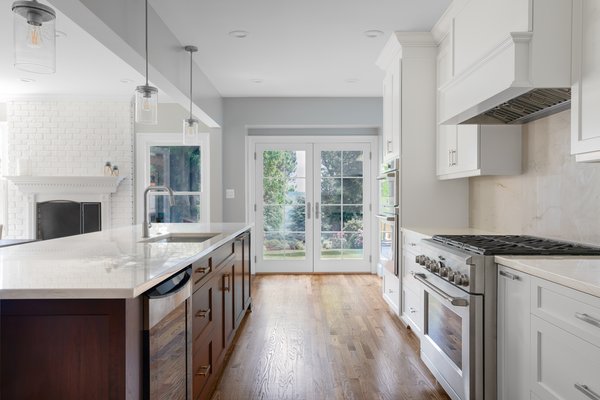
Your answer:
(211, 274), (450, 400)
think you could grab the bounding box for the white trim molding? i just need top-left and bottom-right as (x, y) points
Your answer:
(5, 175), (126, 239)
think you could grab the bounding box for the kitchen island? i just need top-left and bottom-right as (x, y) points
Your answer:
(0, 223), (252, 400)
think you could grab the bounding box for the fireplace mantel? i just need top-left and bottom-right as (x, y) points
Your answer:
(5, 176), (126, 239)
(5, 176), (125, 194)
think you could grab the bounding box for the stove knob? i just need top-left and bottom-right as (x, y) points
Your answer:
(431, 261), (440, 273)
(415, 255), (421, 264)
(446, 269), (455, 281)
(440, 266), (449, 277)
(417, 255), (426, 266)
(453, 274), (463, 285)
(424, 259), (432, 270)
(460, 274), (470, 287)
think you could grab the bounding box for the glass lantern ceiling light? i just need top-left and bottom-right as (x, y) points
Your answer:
(12, 0), (56, 74)
(135, 0), (158, 125)
(183, 45), (200, 144)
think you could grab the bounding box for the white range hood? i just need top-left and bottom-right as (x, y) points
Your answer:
(438, 0), (573, 125)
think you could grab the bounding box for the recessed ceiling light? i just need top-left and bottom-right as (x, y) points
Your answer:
(364, 30), (384, 38)
(345, 78), (359, 84)
(120, 78), (134, 84)
(229, 30), (249, 39)
(55, 30), (67, 38)
(20, 77), (36, 83)
(251, 79), (263, 84)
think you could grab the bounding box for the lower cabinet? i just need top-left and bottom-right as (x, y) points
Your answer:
(497, 265), (530, 400)
(382, 268), (400, 315)
(401, 286), (423, 337)
(192, 231), (252, 400)
(497, 265), (600, 400)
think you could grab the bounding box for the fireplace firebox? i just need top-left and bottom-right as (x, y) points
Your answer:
(36, 201), (101, 240)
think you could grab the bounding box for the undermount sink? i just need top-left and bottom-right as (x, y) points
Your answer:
(140, 233), (218, 244)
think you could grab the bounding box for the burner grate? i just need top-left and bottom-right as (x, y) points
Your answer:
(431, 235), (600, 256)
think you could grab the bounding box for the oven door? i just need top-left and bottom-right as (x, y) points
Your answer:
(416, 271), (483, 400)
(377, 170), (398, 215)
(376, 213), (398, 276)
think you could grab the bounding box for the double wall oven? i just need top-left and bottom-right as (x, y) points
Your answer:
(376, 159), (399, 276)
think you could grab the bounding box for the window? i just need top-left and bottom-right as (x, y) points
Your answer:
(136, 133), (209, 224)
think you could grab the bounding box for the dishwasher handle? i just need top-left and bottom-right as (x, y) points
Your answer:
(145, 267), (192, 330)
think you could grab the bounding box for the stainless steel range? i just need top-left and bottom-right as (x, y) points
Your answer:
(414, 235), (600, 400)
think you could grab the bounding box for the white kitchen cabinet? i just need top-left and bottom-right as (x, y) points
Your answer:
(497, 266), (530, 400)
(401, 286), (423, 337)
(496, 265), (600, 400)
(437, 124), (522, 180)
(400, 230), (427, 338)
(382, 267), (400, 315)
(381, 58), (401, 161)
(571, 0), (600, 162)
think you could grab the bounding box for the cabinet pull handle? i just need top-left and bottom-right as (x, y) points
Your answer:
(448, 150), (452, 167)
(499, 270), (520, 281)
(409, 307), (416, 314)
(452, 149), (457, 166)
(306, 202), (311, 219)
(195, 308), (211, 318)
(224, 274), (231, 292)
(196, 364), (211, 377)
(387, 140), (393, 152)
(575, 384), (600, 400)
(195, 267), (209, 274)
(575, 312), (600, 329)
(315, 202), (320, 219)
(409, 242), (417, 247)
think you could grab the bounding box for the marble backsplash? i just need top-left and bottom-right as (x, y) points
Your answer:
(469, 110), (600, 246)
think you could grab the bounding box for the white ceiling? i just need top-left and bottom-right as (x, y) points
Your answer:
(150, 0), (451, 97)
(0, 2), (146, 100)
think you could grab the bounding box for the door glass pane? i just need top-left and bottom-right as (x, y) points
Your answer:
(319, 150), (365, 260)
(427, 295), (463, 370)
(150, 146), (200, 191)
(261, 150), (306, 260)
(149, 195), (200, 223)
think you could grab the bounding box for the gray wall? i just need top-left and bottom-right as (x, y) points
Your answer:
(222, 97), (383, 222)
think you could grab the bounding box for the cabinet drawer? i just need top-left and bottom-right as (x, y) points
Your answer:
(192, 242), (235, 290)
(382, 268), (400, 315)
(192, 276), (218, 340)
(402, 229), (429, 254)
(531, 315), (600, 400)
(402, 251), (423, 293)
(192, 329), (215, 399)
(531, 277), (600, 348)
(402, 286), (423, 336)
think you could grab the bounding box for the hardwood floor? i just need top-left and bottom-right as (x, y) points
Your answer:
(211, 274), (450, 400)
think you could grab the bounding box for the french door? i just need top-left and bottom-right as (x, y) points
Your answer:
(254, 140), (372, 273)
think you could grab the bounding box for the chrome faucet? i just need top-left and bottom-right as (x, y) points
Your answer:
(142, 186), (175, 238)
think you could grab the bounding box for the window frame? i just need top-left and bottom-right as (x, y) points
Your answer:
(135, 132), (210, 224)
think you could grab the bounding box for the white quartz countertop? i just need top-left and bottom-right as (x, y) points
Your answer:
(496, 256), (600, 297)
(0, 223), (252, 299)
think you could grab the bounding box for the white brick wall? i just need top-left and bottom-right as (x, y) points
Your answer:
(5, 100), (134, 238)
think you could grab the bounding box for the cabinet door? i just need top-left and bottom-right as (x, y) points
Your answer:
(382, 71), (394, 159)
(391, 58), (402, 158)
(382, 268), (400, 315)
(221, 262), (236, 347)
(571, 0), (600, 161)
(456, 125), (479, 172)
(497, 266), (530, 400)
(437, 125), (457, 176)
(242, 234), (251, 309)
(233, 239), (245, 328)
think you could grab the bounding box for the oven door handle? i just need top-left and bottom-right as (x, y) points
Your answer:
(377, 171), (397, 180)
(376, 214), (397, 222)
(413, 273), (469, 307)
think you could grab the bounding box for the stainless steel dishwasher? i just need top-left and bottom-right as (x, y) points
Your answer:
(143, 267), (192, 400)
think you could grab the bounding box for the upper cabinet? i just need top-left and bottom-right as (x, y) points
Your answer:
(571, 0), (600, 162)
(382, 58), (401, 161)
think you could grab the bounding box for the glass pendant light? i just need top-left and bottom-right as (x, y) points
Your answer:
(183, 45), (200, 144)
(135, 0), (158, 125)
(12, 0), (56, 74)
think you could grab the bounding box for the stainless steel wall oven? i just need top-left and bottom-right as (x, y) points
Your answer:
(377, 159), (399, 276)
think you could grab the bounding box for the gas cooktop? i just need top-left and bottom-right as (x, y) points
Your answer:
(431, 235), (600, 256)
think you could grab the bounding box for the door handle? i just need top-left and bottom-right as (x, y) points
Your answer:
(315, 202), (320, 219)
(306, 202), (311, 219)
(413, 273), (469, 307)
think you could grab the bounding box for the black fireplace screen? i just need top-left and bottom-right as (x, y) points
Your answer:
(36, 201), (101, 240)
